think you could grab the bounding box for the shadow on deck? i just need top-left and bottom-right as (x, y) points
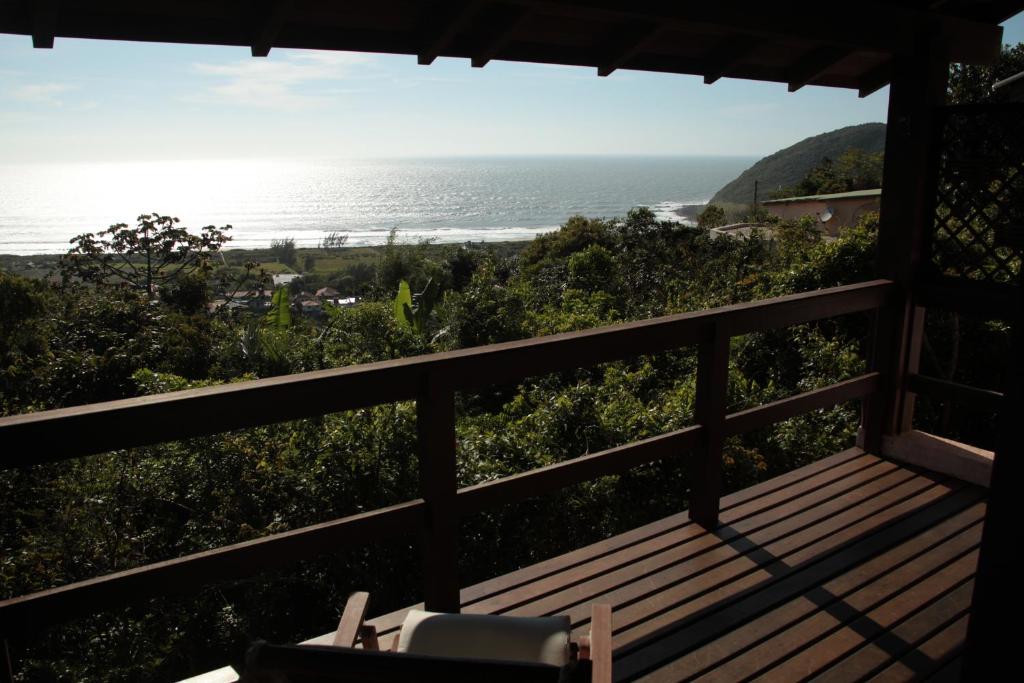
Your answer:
(298, 448), (981, 682)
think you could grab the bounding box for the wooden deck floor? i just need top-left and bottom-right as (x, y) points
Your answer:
(306, 447), (984, 682)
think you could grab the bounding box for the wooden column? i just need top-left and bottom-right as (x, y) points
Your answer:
(690, 322), (730, 528)
(860, 32), (947, 453)
(963, 292), (1023, 676)
(416, 372), (460, 613)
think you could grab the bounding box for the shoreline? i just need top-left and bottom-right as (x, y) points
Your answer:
(0, 206), (710, 263)
(672, 203), (706, 221)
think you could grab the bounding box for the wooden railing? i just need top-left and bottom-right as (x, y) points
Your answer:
(0, 279), (895, 641)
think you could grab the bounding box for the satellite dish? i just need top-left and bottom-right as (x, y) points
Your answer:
(820, 207), (835, 223)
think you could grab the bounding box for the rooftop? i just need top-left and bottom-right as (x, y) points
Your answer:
(762, 188), (883, 204)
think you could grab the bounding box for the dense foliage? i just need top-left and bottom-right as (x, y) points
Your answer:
(0, 207), (888, 681)
(770, 148), (884, 199)
(947, 42), (1024, 104)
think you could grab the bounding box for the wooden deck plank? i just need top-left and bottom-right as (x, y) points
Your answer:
(637, 504), (984, 681)
(809, 581), (974, 682)
(490, 460), (910, 622)
(702, 544), (978, 681)
(466, 448), (877, 610)
(613, 485), (983, 679)
(868, 616), (969, 682)
(922, 651), (965, 683)
(607, 475), (966, 649)
(516, 465), (927, 635)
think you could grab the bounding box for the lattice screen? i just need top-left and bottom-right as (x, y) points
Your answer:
(929, 103), (1024, 286)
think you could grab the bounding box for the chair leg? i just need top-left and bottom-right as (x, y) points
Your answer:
(358, 625), (379, 651)
(334, 591), (371, 648)
(589, 604), (613, 683)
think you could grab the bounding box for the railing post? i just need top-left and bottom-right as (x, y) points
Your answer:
(691, 321), (730, 529)
(416, 371), (460, 613)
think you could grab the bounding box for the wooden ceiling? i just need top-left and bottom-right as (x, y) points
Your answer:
(0, 1), (1019, 95)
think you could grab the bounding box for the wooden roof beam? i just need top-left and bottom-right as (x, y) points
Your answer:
(858, 59), (893, 98)
(702, 38), (762, 85)
(418, 0), (482, 65)
(597, 22), (661, 77)
(250, 0), (292, 57)
(471, 6), (531, 68)
(30, 0), (57, 49)
(787, 45), (854, 92)
(506, 0), (1003, 65)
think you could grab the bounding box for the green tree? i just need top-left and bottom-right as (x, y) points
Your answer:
(948, 42), (1024, 104)
(0, 272), (53, 413)
(59, 213), (231, 298)
(270, 237), (297, 268)
(697, 204), (726, 230)
(318, 231), (349, 251)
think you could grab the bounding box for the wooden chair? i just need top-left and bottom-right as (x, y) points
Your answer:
(240, 591), (612, 682)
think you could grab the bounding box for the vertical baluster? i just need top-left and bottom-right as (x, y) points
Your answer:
(691, 322), (730, 529)
(2, 639), (13, 683)
(416, 372), (460, 613)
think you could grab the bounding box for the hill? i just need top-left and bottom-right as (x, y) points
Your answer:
(709, 123), (886, 207)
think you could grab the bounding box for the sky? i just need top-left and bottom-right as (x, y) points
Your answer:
(0, 13), (1022, 163)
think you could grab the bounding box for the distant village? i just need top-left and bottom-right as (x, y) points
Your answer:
(708, 188), (881, 241)
(212, 272), (358, 317)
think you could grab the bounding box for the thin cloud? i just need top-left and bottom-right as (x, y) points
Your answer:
(189, 51), (374, 109)
(10, 82), (76, 105)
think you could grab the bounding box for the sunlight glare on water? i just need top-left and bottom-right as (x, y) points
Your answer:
(0, 156), (753, 254)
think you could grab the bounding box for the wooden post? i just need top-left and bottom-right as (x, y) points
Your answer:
(860, 31), (947, 452)
(690, 322), (729, 528)
(962, 284), (1024, 676)
(416, 372), (460, 613)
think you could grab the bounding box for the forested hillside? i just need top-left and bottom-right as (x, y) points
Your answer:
(710, 123), (886, 207)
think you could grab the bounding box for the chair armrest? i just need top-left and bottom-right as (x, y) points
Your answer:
(589, 604), (612, 683)
(334, 591), (371, 648)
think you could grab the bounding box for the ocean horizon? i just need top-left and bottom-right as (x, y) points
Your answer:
(0, 155), (755, 255)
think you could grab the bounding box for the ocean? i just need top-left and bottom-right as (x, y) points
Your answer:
(0, 156), (754, 255)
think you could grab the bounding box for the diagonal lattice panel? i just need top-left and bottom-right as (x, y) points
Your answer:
(930, 103), (1024, 286)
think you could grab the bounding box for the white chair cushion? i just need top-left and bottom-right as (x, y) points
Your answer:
(396, 609), (571, 667)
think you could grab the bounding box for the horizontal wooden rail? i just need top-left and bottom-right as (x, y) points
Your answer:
(906, 373), (1004, 409)
(724, 373), (882, 436)
(0, 500), (424, 636)
(0, 279), (894, 467)
(456, 425), (705, 515)
(0, 370), (876, 635)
